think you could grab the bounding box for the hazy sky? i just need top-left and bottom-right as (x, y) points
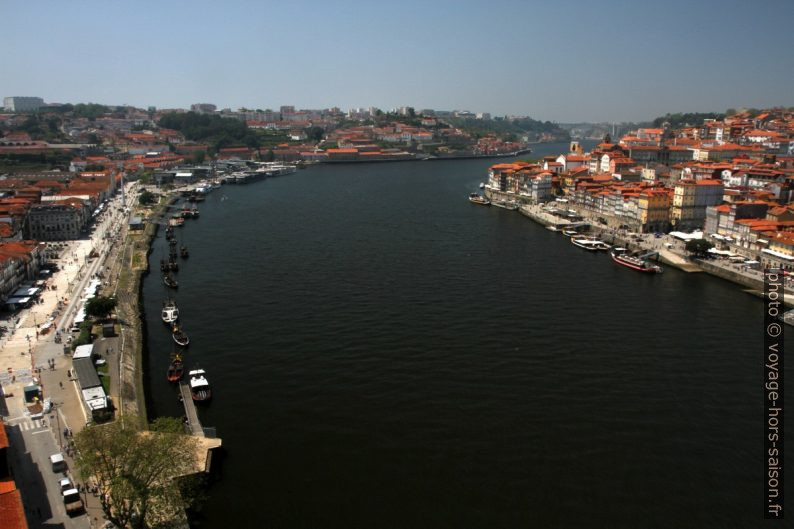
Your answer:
(2, 0), (793, 122)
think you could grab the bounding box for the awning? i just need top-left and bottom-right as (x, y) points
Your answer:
(762, 248), (794, 261)
(669, 230), (704, 241)
(12, 287), (39, 297)
(5, 296), (30, 306)
(758, 239), (769, 244)
(73, 344), (93, 359)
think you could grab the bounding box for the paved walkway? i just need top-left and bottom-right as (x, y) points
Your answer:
(1, 183), (137, 528)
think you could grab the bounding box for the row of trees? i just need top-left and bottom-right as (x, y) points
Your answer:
(157, 112), (261, 151)
(651, 112), (725, 128)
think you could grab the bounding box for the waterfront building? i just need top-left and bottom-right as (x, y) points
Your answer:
(0, 241), (45, 301)
(528, 172), (553, 203)
(3, 96), (44, 112)
(638, 188), (672, 233)
(26, 201), (88, 240)
(671, 179), (724, 231)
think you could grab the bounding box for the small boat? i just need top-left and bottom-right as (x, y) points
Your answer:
(468, 193), (490, 206)
(180, 245), (189, 259)
(167, 257), (179, 272)
(610, 248), (663, 273)
(163, 273), (178, 289)
(189, 369), (212, 402)
(172, 324), (190, 347)
(571, 236), (610, 251)
(562, 229), (579, 237)
(161, 299), (179, 324)
(479, 182), (485, 189)
(166, 354), (184, 383)
(492, 200), (519, 211)
(180, 208), (192, 218)
(160, 259), (167, 272)
(191, 207), (199, 218)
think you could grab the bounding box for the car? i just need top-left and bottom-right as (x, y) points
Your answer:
(654, 233), (663, 238)
(50, 453), (66, 472)
(58, 477), (73, 492)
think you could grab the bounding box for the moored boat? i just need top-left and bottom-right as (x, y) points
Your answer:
(610, 248), (663, 273)
(180, 245), (189, 258)
(571, 235), (610, 251)
(161, 299), (179, 324)
(163, 273), (178, 289)
(172, 324), (190, 347)
(562, 229), (579, 237)
(189, 369), (212, 402)
(167, 354), (184, 383)
(468, 193), (490, 206)
(493, 200), (519, 211)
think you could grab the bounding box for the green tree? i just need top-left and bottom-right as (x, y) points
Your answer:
(685, 239), (714, 257)
(138, 171), (153, 185)
(139, 190), (157, 205)
(74, 417), (201, 529)
(263, 149), (275, 162)
(84, 296), (117, 320)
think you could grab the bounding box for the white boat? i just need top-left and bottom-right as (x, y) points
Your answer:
(468, 193), (490, 206)
(562, 229), (579, 237)
(492, 200), (519, 211)
(161, 299), (179, 324)
(189, 369), (212, 402)
(571, 236), (610, 251)
(479, 182), (485, 189)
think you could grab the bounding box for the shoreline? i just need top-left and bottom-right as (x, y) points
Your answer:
(483, 190), (794, 306)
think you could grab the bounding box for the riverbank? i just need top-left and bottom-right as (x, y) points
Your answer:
(510, 200), (794, 304)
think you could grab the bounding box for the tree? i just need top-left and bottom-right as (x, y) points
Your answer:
(685, 239), (714, 257)
(139, 190), (157, 205)
(84, 296), (117, 320)
(74, 417), (201, 529)
(191, 150), (206, 164)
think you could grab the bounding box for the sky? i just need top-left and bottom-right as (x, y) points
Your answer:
(2, 0), (793, 122)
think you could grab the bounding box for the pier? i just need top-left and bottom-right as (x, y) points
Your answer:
(179, 381), (223, 475)
(179, 381), (205, 436)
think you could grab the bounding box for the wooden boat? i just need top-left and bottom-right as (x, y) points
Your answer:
(610, 248), (663, 273)
(166, 354), (184, 383)
(163, 273), (178, 289)
(172, 324), (190, 347)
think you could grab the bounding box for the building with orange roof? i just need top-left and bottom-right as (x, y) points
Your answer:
(0, 241), (44, 301)
(26, 201), (88, 241)
(0, 480), (28, 529)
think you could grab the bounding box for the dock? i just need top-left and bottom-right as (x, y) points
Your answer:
(178, 381), (223, 475)
(179, 381), (206, 437)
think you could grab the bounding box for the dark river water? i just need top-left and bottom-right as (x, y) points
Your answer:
(142, 142), (791, 528)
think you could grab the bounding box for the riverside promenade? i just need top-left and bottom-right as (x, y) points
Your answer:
(517, 203), (794, 303)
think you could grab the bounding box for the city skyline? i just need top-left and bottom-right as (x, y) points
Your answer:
(2, 0), (793, 122)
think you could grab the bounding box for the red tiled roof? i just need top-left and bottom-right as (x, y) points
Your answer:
(0, 479), (28, 529)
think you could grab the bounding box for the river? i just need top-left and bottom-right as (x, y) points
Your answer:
(142, 142), (791, 528)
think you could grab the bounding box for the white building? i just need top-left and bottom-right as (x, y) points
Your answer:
(4, 96), (44, 112)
